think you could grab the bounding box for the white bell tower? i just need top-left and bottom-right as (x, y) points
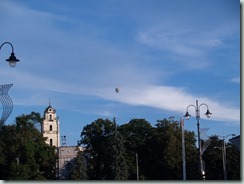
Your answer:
(42, 103), (60, 147)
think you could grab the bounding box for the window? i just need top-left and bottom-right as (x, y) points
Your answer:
(50, 139), (53, 146)
(50, 125), (53, 131)
(66, 162), (72, 172)
(49, 114), (52, 121)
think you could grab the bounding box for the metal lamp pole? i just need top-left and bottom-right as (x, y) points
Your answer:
(135, 153), (139, 180)
(223, 142), (227, 180)
(215, 134), (235, 180)
(184, 100), (212, 180)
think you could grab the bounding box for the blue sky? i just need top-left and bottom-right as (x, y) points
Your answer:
(0, 0), (241, 146)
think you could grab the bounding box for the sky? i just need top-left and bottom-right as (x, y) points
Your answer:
(0, 0), (241, 146)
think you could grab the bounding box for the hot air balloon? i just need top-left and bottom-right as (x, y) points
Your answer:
(115, 88), (119, 93)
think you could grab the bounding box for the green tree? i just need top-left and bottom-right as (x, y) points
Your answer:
(203, 135), (240, 180)
(119, 118), (153, 180)
(111, 118), (128, 180)
(70, 150), (88, 180)
(79, 117), (200, 180)
(146, 118), (198, 180)
(79, 118), (129, 180)
(0, 112), (58, 180)
(79, 118), (116, 179)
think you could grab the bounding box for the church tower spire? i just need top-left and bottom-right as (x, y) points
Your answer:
(42, 103), (60, 147)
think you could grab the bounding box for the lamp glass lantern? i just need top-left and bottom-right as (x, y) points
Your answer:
(184, 111), (191, 120)
(6, 52), (20, 67)
(205, 109), (212, 118)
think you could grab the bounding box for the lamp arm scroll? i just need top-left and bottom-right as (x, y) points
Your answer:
(0, 42), (14, 53)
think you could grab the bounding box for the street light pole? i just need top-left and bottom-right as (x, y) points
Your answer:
(135, 153), (139, 180)
(215, 133), (235, 180)
(222, 134), (235, 180)
(184, 100), (212, 180)
(223, 142), (227, 180)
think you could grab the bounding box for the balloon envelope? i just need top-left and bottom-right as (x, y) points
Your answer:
(115, 88), (119, 93)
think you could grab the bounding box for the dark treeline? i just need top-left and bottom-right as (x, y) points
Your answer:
(73, 118), (240, 180)
(0, 112), (240, 180)
(0, 112), (58, 180)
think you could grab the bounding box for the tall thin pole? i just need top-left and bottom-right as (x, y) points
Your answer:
(215, 134), (235, 180)
(196, 100), (205, 180)
(135, 153), (139, 180)
(185, 100), (211, 180)
(223, 140), (228, 180)
(181, 116), (186, 180)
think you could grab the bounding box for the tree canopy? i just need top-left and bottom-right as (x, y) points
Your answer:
(77, 118), (204, 180)
(0, 112), (239, 180)
(0, 112), (58, 180)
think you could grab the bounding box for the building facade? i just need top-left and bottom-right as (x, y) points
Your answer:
(229, 135), (240, 151)
(58, 146), (83, 179)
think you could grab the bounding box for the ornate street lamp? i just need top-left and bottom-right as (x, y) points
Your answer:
(184, 100), (212, 180)
(0, 42), (20, 130)
(0, 42), (20, 67)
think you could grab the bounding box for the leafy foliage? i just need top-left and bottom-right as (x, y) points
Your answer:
(0, 112), (58, 180)
(79, 118), (117, 179)
(0, 112), (240, 180)
(111, 118), (128, 180)
(69, 150), (88, 180)
(77, 117), (240, 180)
(79, 118), (128, 180)
(203, 135), (240, 180)
(78, 118), (200, 180)
(119, 118), (153, 179)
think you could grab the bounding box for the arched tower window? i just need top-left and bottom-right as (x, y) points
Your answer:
(49, 114), (52, 121)
(50, 125), (53, 131)
(50, 139), (53, 146)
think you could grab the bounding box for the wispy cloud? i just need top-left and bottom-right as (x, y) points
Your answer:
(137, 24), (225, 58)
(230, 77), (240, 83)
(0, 0), (240, 129)
(7, 68), (239, 124)
(99, 85), (240, 123)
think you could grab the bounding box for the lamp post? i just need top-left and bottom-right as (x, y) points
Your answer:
(214, 133), (235, 180)
(135, 152), (139, 180)
(0, 42), (20, 130)
(184, 100), (212, 180)
(0, 42), (20, 67)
